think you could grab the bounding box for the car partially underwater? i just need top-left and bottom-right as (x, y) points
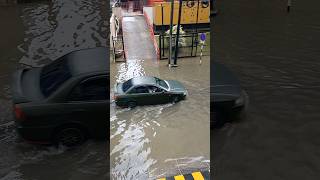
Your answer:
(11, 47), (109, 147)
(211, 62), (248, 128)
(114, 76), (187, 107)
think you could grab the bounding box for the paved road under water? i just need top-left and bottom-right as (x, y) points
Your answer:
(0, 1), (108, 179)
(110, 15), (210, 179)
(213, 0), (320, 179)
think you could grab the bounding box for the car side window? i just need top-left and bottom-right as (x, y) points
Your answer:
(148, 86), (164, 93)
(129, 86), (149, 94)
(68, 76), (108, 101)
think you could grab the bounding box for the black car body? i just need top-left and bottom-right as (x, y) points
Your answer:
(114, 76), (188, 107)
(11, 47), (109, 146)
(211, 62), (247, 128)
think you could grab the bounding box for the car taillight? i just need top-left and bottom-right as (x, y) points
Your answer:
(14, 105), (26, 120)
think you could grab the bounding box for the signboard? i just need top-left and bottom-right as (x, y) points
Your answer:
(200, 33), (206, 42)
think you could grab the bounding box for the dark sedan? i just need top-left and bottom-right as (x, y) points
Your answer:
(114, 76), (187, 107)
(211, 62), (248, 128)
(11, 47), (109, 147)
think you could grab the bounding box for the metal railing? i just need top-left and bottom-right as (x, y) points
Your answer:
(112, 35), (126, 62)
(158, 32), (210, 60)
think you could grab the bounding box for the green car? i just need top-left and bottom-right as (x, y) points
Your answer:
(114, 76), (187, 107)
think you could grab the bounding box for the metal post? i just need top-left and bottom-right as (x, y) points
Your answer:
(168, 0), (174, 65)
(191, 32), (194, 56)
(194, 0), (200, 57)
(122, 35), (126, 60)
(161, 5), (165, 57)
(173, 0), (183, 66)
(287, 0), (292, 12)
(161, 5), (164, 31)
(159, 34), (162, 59)
(112, 36), (116, 62)
(196, 0), (200, 33)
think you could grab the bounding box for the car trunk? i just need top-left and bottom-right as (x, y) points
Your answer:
(11, 68), (44, 104)
(211, 63), (242, 102)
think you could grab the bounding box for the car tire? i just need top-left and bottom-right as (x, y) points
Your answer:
(128, 101), (137, 108)
(54, 126), (87, 147)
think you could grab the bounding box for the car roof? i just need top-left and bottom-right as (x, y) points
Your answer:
(61, 47), (109, 76)
(130, 76), (157, 86)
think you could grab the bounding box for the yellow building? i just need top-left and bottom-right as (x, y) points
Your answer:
(152, 0), (210, 32)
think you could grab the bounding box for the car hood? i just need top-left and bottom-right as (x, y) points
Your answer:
(211, 63), (242, 101)
(166, 80), (187, 92)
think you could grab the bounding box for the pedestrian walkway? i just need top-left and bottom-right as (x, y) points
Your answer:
(122, 15), (157, 60)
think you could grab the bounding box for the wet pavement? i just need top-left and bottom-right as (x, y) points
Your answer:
(213, 0), (320, 179)
(0, 1), (108, 179)
(110, 15), (210, 179)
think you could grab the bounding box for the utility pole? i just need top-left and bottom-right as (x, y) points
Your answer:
(173, 0), (183, 66)
(168, 0), (175, 66)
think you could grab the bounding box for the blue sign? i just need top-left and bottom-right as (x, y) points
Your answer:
(200, 33), (206, 41)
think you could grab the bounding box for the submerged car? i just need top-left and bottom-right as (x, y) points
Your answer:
(114, 76), (187, 107)
(211, 62), (247, 128)
(11, 47), (109, 147)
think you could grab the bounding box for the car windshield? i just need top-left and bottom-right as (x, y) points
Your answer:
(155, 77), (168, 89)
(40, 58), (71, 97)
(122, 79), (133, 92)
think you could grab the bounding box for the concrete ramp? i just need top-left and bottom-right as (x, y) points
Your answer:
(122, 15), (157, 60)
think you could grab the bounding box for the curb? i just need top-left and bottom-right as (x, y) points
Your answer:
(143, 10), (160, 60)
(157, 171), (210, 180)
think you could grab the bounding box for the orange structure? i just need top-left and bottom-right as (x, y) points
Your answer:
(147, 0), (164, 6)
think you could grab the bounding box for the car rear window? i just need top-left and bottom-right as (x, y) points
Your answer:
(40, 58), (71, 97)
(122, 79), (133, 92)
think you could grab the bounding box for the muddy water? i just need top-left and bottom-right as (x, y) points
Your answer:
(0, 1), (108, 180)
(213, 0), (320, 179)
(110, 16), (210, 179)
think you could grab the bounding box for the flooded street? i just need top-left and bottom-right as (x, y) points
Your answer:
(213, 0), (320, 179)
(0, 1), (108, 179)
(110, 16), (210, 179)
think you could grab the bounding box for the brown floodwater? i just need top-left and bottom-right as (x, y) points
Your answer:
(110, 15), (210, 179)
(213, 0), (320, 179)
(0, 1), (108, 179)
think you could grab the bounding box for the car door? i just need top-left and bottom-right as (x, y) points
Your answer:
(64, 75), (109, 138)
(127, 86), (152, 105)
(146, 85), (171, 104)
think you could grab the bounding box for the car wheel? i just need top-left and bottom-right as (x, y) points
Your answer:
(128, 101), (137, 108)
(54, 126), (87, 147)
